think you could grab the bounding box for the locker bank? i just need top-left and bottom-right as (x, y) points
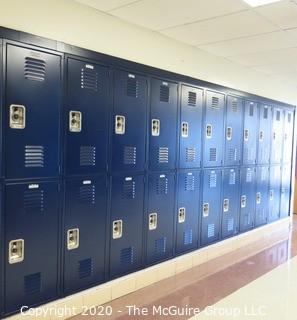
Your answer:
(0, 0), (296, 319)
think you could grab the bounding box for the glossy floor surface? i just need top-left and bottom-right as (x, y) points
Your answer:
(72, 216), (297, 319)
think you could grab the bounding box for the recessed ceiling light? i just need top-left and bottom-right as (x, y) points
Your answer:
(242, 0), (283, 7)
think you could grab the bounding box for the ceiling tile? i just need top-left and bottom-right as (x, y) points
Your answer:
(109, 0), (249, 31)
(255, 0), (297, 29)
(198, 31), (296, 57)
(161, 10), (278, 45)
(251, 63), (297, 75)
(75, 0), (138, 12)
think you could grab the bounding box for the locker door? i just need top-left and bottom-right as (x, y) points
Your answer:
(176, 170), (200, 254)
(221, 168), (240, 239)
(149, 79), (178, 171)
(110, 174), (144, 277)
(255, 166), (269, 227)
(5, 181), (60, 313)
(282, 109), (294, 164)
(271, 107), (284, 164)
(280, 164), (292, 218)
(112, 71), (147, 172)
(224, 96), (243, 166)
(239, 167), (256, 232)
(257, 105), (271, 165)
(179, 85), (203, 169)
(63, 176), (107, 294)
(201, 169), (222, 245)
(5, 44), (60, 179)
(203, 91), (225, 167)
(146, 173), (175, 264)
(65, 58), (109, 176)
(269, 165), (281, 222)
(0, 184), (2, 316)
(243, 101), (258, 165)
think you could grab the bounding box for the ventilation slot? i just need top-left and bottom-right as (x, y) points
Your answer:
(188, 91), (197, 106)
(154, 237), (166, 255)
(211, 96), (220, 109)
(79, 258), (93, 279)
(25, 145), (44, 168)
(246, 170), (252, 183)
(157, 177), (168, 195)
(124, 146), (136, 165)
(81, 67), (98, 91)
(288, 113), (292, 123)
(228, 148), (237, 162)
(24, 273), (41, 295)
(80, 146), (96, 166)
(209, 148), (217, 162)
(207, 224), (215, 238)
(183, 230), (193, 245)
(122, 179), (136, 199)
(249, 104), (254, 116)
(79, 185), (95, 205)
(158, 147), (169, 163)
(185, 175), (195, 191)
(229, 170), (236, 185)
(209, 172), (217, 188)
(24, 189), (44, 213)
(264, 107), (268, 119)
(120, 247), (135, 266)
(227, 218), (234, 232)
(160, 85), (169, 103)
(186, 147), (196, 162)
(24, 57), (46, 81)
(276, 110), (280, 121)
(127, 78), (138, 98)
(231, 99), (238, 112)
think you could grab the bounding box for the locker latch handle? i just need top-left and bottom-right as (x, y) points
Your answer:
(178, 207), (186, 223)
(226, 127), (232, 140)
(67, 228), (79, 250)
(223, 199), (229, 212)
(152, 119), (160, 136)
(206, 124), (212, 139)
(181, 122), (189, 138)
(69, 111), (82, 132)
(244, 129), (249, 141)
(115, 115), (125, 135)
(259, 130), (264, 142)
(149, 213), (157, 230)
(10, 104), (26, 129)
(112, 220), (123, 239)
(203, 203), (209, 217)
(9, 239), (24, 264)
(273, 132), (276, 140)
(256, 192), (261, 204)
(241, 195), (246, 208)
(270, 190), (274, 201)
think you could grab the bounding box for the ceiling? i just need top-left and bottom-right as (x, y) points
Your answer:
(75, 0), (297, 85)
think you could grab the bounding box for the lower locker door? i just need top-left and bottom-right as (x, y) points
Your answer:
(280, 165), (291, 219)
(5, 181), (60, 313)
(269, 166), (281, 222)
(63, 176), (107, 294)
(255, 166), (269, 227)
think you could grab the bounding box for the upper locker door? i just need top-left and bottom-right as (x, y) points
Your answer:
(224, 96), (243, 166)
(271, 107), (284, 164)
(239, 167), (256, 232)
(268, 165), (281, 222)
(112, 71), (147, 172)
(255, 166), (269, 227)
(257, 105), (271, 165)
(221, 168), (240, 239)
(149, 79), (178, 171)
(280, 164), (291, 219)
(63, 176), (107, 294)
(203, 91), (225, 168)
(179, 85), (203, 169)
(176, 170), (200, 254)
(282, 109), (294, 165)
(5, 44), (60, 179)
(146, 172), (175, 265)
(110, 174), (144, 278)
(242, 101), (258, 166)
(65, 58), (109, 176)
(201, 169), (222, 246)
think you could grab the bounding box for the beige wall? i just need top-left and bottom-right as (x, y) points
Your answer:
(0, 0), (296, 104)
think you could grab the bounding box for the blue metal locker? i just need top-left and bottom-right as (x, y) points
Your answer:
(149, 79), (178, 171)
(257, 104), (271, 165)
(282, 109), (294, 164)
(179, 85), (203, 169)
(201, 169), (222, 245)
(224, 96), (243, 166)
(242, 101), (258, 165)
(0, 183), (3, 317)
(112, 70), (147, 172)
(63, 176), (107, 294)
(146, 172), (175, 264)
(268, 165), (281, 222)
(270, 107), (284, 164)
(221, 168), (240, 239)
(203, 91), (225, 167)
(280, 164), (292, 218)
(65, 58), (109, 176)
(4, 181), (60, 313)
(239, 167), (256, 232)
(110, 173), (144, 277)
(5, 44), (60, 179)
(255, 166), (269, 227)
(176, 170), (200, 254)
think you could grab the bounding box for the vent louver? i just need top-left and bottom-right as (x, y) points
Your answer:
(24, 57), (46, 81)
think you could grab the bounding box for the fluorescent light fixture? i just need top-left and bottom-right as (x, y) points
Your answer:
(242, 0), (283, 7)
